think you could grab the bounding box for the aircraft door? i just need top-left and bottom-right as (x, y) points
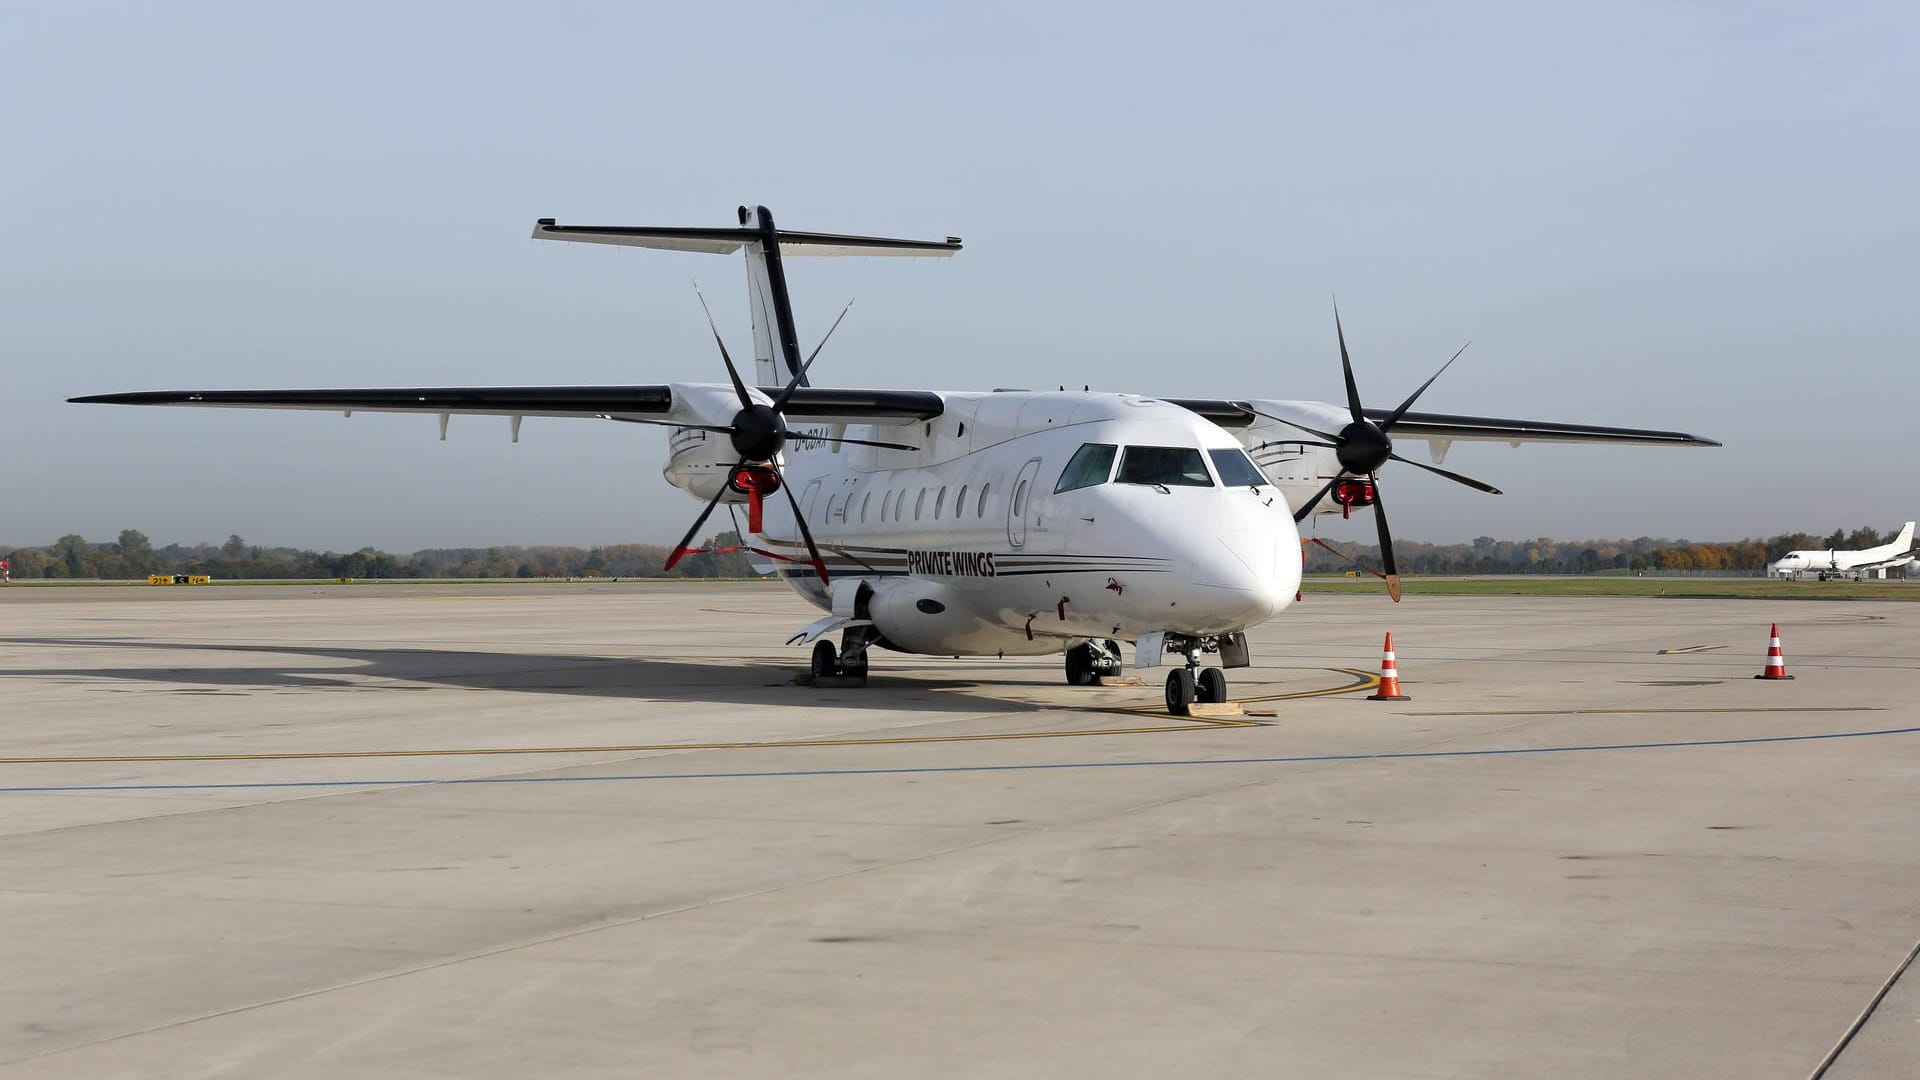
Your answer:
(1008, 457), (1042, 547)
(799, 479), (824, 526)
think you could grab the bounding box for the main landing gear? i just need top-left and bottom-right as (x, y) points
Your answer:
(1063, 639), (1125, 686)
(810, 634), (870, 686)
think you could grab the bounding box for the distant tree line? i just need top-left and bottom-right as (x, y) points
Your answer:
(1303, 526), (1903, 576)
(2, 525), (1904, 582)
(0, 530), (752, 581)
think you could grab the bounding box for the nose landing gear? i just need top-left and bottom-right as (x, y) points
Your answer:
(1156, 633), (1230, 716)
(1162, 664), (1228, 715)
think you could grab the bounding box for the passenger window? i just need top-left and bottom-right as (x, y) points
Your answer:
(1117, 446), (1214, 487)
(884, 490), (896, 521)
(978, 483), (990, 517)
(935, 486), (947, 519)
(915, 488), (926, 520)
(860, 491), (871, 522)
(1055, 443), (1118, 493)
(1012, 479), (1029, 516)
(1209, 448), (1266, 488)
(956, 485), (968, 517)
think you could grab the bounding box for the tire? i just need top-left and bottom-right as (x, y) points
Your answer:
(811, 639), (839, 679)
(1196, 667), (1227, 704)
(1064, 644), (1096, 686)
(840, 651), (869, 685)
(1096, 639), (1125, 676)
(1164, 668), (1195, 716)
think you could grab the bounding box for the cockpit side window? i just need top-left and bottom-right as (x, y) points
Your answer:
(1208, 448), (1267, 488)
(1055, 443), (1118, 493)
(1116, 446), (1214, 487)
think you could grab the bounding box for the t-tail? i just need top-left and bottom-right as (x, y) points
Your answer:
(532, 206), (961, 386)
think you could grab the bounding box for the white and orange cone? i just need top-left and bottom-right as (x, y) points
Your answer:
(1754, 622), (1794, 680)
(1368, 631), (1411, 701)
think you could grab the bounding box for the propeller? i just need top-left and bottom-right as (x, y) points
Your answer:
(657, 290), (913, 583)
(1241, 302), (1502, 602)
(1302, 536), (1390, 583)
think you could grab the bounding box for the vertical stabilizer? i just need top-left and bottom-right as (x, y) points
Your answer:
(737, 205), (804, 388)
(1895, 521), (1915, 552)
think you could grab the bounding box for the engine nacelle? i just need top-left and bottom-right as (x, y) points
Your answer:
(658, 382), (778, 501)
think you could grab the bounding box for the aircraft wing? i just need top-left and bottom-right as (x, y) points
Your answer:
(68, 385), (945, 426)
(1166, 398), (1720, 447)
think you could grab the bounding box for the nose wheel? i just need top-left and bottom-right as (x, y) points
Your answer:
(1164, 665), (1227, 715)
(1196, 666), (1227, 704)
(1164, 668), (1194, 713)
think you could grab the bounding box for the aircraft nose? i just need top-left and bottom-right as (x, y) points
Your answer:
(1190, 528), (1298, 624)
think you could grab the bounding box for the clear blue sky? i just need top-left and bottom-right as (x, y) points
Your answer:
(4, 2), (1915, 550)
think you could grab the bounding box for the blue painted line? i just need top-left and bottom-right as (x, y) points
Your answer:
(3, 725), (1918, 794)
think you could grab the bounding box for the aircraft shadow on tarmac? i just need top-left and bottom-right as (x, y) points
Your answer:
(0, 637), (1045, 714)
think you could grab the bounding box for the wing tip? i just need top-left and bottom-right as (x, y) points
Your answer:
(69, 392), (194, 406)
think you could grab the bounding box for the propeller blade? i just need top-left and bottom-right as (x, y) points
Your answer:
(1303, 536), (1390, 580)
(1387, 452), (1502, 494)
(1334, 299), (1365, 426)
(604, 416), (738, 435)
(663, 472), (737, 572)
(772, 298), (855, 412)
(776, 465), (831, 584)
(1293, 477), (1340, 523)
(1370, 478), (1402, 602)
(1240, 403), (1344, 445)
(1381, 342), (1470, 431)
(693, 283), (754, 410)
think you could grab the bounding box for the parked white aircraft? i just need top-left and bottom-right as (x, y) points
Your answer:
(1769, 523), (1915, 580)
(72, 207), (1719, 714)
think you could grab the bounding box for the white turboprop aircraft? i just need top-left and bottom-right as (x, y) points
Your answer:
(72, 207), (1720, 714)
(1768, 523), (1915, 580)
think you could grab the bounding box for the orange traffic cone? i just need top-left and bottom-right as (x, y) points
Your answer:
(1368, 632), (1411, 701)
(1754, 623), (1794, 680)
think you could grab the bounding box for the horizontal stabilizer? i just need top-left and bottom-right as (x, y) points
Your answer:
(532, 220), (961, 257)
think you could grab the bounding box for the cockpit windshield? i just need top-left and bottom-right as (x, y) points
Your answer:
(1116, 446), (1214, 487)
(1055, 443), (1118, 493)
(1208, 448), (1267, 488)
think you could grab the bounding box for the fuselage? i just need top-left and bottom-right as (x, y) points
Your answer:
(671, 391), (1305, 657)
(1770, 548), (1914, 577)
